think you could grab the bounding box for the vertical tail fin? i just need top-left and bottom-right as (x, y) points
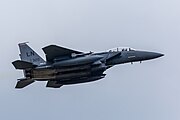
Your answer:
(18, 42), (45, 65)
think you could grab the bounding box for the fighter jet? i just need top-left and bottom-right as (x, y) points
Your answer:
(12, 43), (164, 89)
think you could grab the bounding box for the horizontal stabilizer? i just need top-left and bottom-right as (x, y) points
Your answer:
(15, 79), (35, 89)
(46, 81), (63, 88)
(43, 45), (83, 61)
(12, 60), (37, 69)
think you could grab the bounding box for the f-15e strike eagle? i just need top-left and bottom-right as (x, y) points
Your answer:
(12, 43), (164, 89)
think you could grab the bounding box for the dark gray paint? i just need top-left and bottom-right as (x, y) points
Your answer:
(12, 43), (163, 88)
(0, 0), (179, 120)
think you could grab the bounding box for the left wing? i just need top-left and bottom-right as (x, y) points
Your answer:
(43, 45), (83, 62)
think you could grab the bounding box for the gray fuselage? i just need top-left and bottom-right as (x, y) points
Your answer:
(26, 49), (163, 85)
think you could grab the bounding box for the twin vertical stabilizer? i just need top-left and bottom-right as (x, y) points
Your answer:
(18, 43), (45, 65)
(13, 43), (45, 89)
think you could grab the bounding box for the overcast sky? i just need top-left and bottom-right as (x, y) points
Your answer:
(0, 0), (179, 120)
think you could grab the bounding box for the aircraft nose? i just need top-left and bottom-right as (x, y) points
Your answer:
(139, 51), (164, 60)
(148, 52), (164, 59)
(154, 53), (164, 58)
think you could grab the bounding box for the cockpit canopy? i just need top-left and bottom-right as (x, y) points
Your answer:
(108, 47), (136, 52)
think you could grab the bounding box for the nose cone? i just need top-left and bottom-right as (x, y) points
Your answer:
(139, 51), (164, 60)
(153, 53), (164, 58)
(148, 52), (164, 59)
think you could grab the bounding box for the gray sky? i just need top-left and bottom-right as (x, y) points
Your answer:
(0, 0), (179, 120)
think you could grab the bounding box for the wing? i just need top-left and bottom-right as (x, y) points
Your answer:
(46, 81), (63, 88)
(42, 45), (83, 62)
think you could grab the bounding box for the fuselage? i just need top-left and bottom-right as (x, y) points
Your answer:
(25, 49), (163, 85)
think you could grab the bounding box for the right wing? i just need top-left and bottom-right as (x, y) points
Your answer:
(43, 45), (83, 62)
